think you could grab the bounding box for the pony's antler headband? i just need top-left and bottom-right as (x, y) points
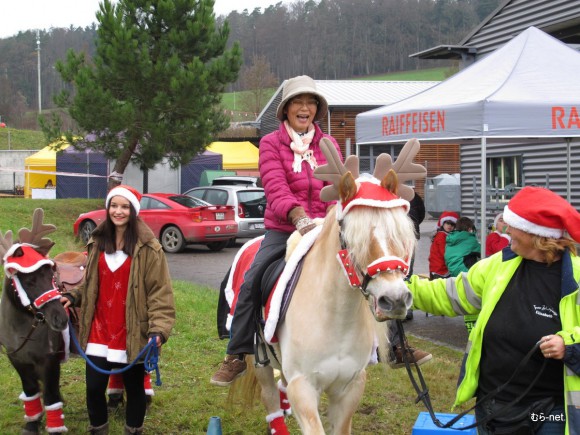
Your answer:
(313, 138), (427, 202)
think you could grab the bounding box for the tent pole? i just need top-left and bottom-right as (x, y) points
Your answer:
(480, 135), (487, 257)
(566, 138), (571, 200)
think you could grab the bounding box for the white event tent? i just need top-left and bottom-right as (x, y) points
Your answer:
(356, 26), (580, 250)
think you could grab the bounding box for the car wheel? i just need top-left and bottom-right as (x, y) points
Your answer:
(160, 226), (185, 253)
(207, 240), (229, 252)
(79, 220), (96, 244)
(226, 238), (236, 248)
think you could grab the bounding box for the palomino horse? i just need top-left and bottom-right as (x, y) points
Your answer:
(234, 138), (426, 434)
(0, 209), (70, 434)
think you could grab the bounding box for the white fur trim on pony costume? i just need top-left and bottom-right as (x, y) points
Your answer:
(335, 177), (410, 221)
(266, 410), (285, 423)
(503, 205), (563, 239)
(11, 275), (32, 306)
(264, 225), (322, 344)
(224, 235), (265, 331)
(3, 243), (54, 277)
(19, 392), (43, 422)
(44, 402), (67, 433)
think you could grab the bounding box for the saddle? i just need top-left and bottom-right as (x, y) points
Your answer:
(53, 251), (87, 356)
(53, 251), (87, 292)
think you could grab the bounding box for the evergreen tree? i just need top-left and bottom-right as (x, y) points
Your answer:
(43, 0), (242, 188)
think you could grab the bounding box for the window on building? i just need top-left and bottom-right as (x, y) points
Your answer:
(487, 155), (522, 200)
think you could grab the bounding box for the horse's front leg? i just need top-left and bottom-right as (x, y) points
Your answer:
(327, 369), (367, 435)
(286, 375), (324, 435)
(42, 355), (67, 433)
(11, 359), (43, 435)
(253, 362), (289, 435)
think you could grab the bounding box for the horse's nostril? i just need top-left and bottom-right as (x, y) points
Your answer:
(377, 296), (393, 312)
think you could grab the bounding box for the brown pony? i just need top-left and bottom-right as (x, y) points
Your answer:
(0, 209), (69, 434)
(234, 139), (426, 434)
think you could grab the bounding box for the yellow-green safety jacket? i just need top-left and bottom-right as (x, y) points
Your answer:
(407, 248), (580, 435)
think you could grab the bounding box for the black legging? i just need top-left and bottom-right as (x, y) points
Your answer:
(227, 230), (290, 356)
(86, 355), (146, 428)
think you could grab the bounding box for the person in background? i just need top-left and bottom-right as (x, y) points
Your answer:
(486, 212), (510, 256)
(428, 211), (459, 279)
(407, 186), (580, 434)
(386, 192), (432, 368)
(45, 179), (54, 188)
(444, 216), (481, 333)
(210, 76), (342, 390)
(63, 185), (175, 435)
(444, 216), (481, 277)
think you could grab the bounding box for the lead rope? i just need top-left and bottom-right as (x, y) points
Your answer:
(68, 318), (162, 386)
(396, 320), (546, 430)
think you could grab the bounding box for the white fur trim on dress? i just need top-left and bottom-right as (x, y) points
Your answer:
(503, 205), (563, 239)
(264, 225), (322, 344)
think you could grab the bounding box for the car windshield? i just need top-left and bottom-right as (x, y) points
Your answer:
(169, 195), (210, 208)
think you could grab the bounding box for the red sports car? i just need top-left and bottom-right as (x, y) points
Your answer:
(73, 193), (237, 252)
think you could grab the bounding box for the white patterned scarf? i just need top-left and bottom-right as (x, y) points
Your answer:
(284, 121), (317, 173)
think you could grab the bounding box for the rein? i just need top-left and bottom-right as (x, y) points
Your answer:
(395, 320), (546, 431)
(68, 318), (162, 386)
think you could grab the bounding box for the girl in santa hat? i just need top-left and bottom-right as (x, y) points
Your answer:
(407, 186), (580, 434)
(63, 185), (175, 435)
(428, 210), (459, 279)
(485, 212), (511, 256)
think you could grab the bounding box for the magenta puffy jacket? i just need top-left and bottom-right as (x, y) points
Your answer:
(259, 123), (342, 233)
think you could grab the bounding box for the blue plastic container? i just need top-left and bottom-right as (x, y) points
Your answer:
(412, 412), (477, 434)
(206, 416), (223, 435)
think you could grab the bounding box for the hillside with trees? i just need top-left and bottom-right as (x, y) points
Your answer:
(0, 0), (500, 129)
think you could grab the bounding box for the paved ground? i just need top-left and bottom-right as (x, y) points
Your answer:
(166, 216), (469, 352)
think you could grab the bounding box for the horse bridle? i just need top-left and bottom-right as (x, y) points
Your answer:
(4, 272), (63, 356)
(336, 220), (410, 297)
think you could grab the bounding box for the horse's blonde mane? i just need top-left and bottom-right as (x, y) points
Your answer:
(341, 206), (416, 272)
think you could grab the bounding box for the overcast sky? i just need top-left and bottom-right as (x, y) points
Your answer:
(0, 0), (281, 38)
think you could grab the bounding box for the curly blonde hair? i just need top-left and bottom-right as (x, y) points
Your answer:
(532, 236), (577, 265)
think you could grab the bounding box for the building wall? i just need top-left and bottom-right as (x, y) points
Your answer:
(0, 150), (36, 192)
(460, 139), (580, 228)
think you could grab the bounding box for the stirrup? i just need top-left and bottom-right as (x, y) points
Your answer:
(254, 331), (270, 367)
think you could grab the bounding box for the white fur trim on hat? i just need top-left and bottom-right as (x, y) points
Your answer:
(493, 213), (503, 229)
(503, 205), (563, 239)
(106, 186), (141, 215)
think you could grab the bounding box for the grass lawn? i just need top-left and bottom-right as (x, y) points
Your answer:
(0, 200), (471, 433)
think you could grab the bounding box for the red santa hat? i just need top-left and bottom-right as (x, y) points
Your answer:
(503, 186), (580, 242)
(106, 185), (142, 215)
(437, 211), (459, 228)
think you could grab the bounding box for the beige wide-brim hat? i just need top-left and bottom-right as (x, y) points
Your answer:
(276, 75), (328, 122)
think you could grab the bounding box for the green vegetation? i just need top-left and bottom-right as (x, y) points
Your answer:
(0, 199), (470, 433)
(0, 128), (45, 151)
(358, 66), (452, 81)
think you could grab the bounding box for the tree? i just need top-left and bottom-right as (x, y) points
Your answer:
(43, 0), (242, 189)
(239, 55), (278, 115)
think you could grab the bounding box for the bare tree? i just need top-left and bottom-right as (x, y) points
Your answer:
(239, 55), (279, 115)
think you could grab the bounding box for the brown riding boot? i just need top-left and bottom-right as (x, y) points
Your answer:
(124, 425), (144, 434)
(210, 354), (247, 386)
(388, 345), (432, 369)
(88, 422), (109, 435)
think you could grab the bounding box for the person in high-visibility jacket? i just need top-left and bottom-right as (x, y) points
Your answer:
(407, 186), (580, 435)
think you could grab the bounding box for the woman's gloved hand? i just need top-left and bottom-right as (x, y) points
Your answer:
(288, 206), (317, 235)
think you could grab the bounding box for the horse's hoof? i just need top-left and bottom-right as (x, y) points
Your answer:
(22, 420), (40, 435)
